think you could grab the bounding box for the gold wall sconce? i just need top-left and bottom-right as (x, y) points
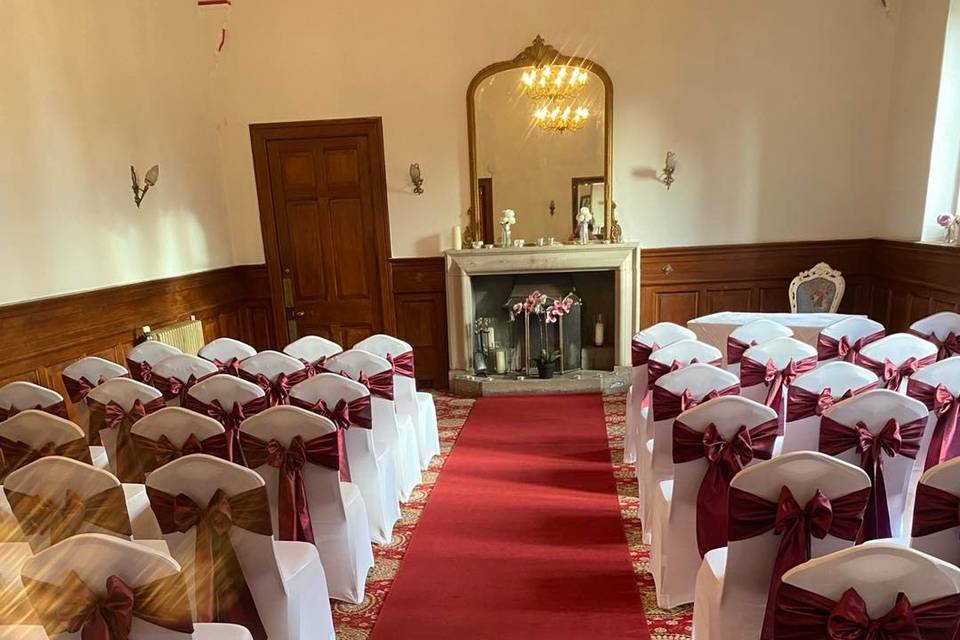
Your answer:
(658, 151), (677, 190)
(409, 163), (424, 195)
(131, 164), (159, 208)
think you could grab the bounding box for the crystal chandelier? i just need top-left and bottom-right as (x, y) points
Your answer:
(533, 104), (590, 132)
(521, 64), (589, 100)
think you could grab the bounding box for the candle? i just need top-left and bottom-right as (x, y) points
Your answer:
(594, 314), (605, 347)
(453, 225), (463, 250)
(486, 326), (495, 345)
(495, 349), (507, 374)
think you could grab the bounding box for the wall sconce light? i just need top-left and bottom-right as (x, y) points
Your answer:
(409, 163), (424, 195)
(658, 151), (677, 190)
(131, 164), (159, 208)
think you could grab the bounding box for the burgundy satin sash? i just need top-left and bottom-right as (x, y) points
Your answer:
(631, 338), (659, 368)
(61, 373), (108, 404)
(912, 482), (960, 538)
(855, 352), (936, 390)
(786, 382), (877, 422)
(740, 355), (818, 418)
(0, 399), (69, 422)
(774, 582), (960, 640)
(182, 394), (269, 463)
(131, 432), (230, 473)
(88, 396), (165, 482)
(819, 415), (925, 540)
(672, 417), (780, 556)
(910, 328), (960, 362)
(387, 351), (416, 378)
(147, 485), (270, 640)
(240, 432), (339, 544)
(125, 358), (154, 384)
(728, 485), (870, 639)
(6, 485), (132, 547)
(647, 357), (722, 390)
(297, 356), (326, 377)
(0, 435), (91, 481)
(238, 368), (309, 406)
(650, 383), (740, 423)
(150, 372), (211, 403)
(208, 357), (242, 377)
(817, 330), (885, 363)
(289, 395), (372, 482)
(22, 571), (193, 639)
(726, 335), (757, 366)
(337, 369), (395, 400)
(906, 378), (960, 471)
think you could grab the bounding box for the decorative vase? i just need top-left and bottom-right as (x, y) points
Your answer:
(578, 221), (590, 245)
(948, 222), (960, 246)
(501, 223), (512, 248)
(536, 360), (556, 379)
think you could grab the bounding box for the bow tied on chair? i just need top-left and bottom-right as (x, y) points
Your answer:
(648, 357), (715, 389)
(827, 589), (921, 640)
(913, 329), (960, 361)
(631, 340), (660, 367)
(240, 432), (339, 543)
(131, 432), (230, 472)
(211, 357), (241, 377)
(288, 395), (373, 481)
(298, 356), (326, 377)
(906, 378), (960, 470)
(89, 397), (165, 483)
(786, 385), (874, 422)
(0, 436), (91, 481)
(650, 384), (739, 423)
(856, 352), (935, 391)
(741, 356), (817, 418)
(241, 371), (303, 406)
(22, 571), (193, 640)
(387, 351), (416, 378)
(672, 416), (780, 556)
(0, 400), (69, 423)
(128, 359), (152, 384)
(347, 370), (394, 400)
(184, 395), (269, 462)
(62, 375), (107, 404)
(817, 330), (885, 363)
(6, 486), (132, 547)
(147, 486), (271, 640)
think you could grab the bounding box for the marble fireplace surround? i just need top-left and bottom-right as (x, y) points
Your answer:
(445, 243), (640, 376)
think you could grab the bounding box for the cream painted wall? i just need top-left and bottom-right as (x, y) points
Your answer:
(212, 0), (902, 261)
(0, 0), (231, 305)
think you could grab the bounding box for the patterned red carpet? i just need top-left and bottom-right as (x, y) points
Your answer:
(332, 392), (693, 640)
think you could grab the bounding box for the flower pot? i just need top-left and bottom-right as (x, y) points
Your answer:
(536, 361), (556, 380)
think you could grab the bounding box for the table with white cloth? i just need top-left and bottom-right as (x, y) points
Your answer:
(687, 312), (861, 364)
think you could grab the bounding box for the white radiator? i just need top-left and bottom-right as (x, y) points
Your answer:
(144, 318), (205, 355)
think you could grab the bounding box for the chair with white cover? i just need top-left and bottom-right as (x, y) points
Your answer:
(60, 357), (128, 435)
(781, 361), (878, 454)
(817, 316), (885, 363)
(146, 454), (336, 640)
(20, 533), (254, 639)
(774, 544), (960, 639)
(910, 311), (960, 361)
(639, 364), (740, 538)
(855, 332), (938, 391)
(148, 354), (218, 407)
(238, 350), (310, 406)
(130, 407), (228, 475)
(818, 389), (930, 541)
(283, 335), (343, 375)
(0, 411), (93, 482)
(183, 374), (269, 463)
(692, 452), (871, 640)
(906, 356), (960, 473)
(126, 341), (182, 384)
(740, 337), (818, 424)
(198, 338), (256, 375)
(0, 383), (68, 423)
(325, 350), (422, 501)
(86, 378), (165, 483)
(240, 406), (374, 603)
(625, 322), (696, 465)
(911, 457), (960, 566)
(289, 373), (400, 544)
(650, 396), (778, 608)
(725, 319), (793, 377)
(355, 334), (440, 469)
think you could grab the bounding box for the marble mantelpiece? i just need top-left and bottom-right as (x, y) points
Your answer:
(444, 243), (640, 379)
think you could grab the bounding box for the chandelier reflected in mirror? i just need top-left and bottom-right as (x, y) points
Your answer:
(533, 103), (590, 132)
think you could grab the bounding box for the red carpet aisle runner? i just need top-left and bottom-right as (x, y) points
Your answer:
(370, 393), (650, 639)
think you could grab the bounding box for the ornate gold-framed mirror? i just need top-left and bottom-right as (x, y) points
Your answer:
(465, 35), (613, 245)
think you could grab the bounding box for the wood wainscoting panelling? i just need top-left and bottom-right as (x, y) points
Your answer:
(869, 240), (960, 331)
(389, 257), (448, 389)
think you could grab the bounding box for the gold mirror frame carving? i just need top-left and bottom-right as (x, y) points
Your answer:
(465, 35), (614, 244)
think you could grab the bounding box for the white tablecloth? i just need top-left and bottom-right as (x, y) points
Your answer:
(687, 312), (860, 363)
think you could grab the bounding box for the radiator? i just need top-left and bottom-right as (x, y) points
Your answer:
(145, 318), (205, 355)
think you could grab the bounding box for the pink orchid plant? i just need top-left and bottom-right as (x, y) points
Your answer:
(512, 290), (576, 364)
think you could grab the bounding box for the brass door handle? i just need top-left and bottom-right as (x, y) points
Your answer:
(294, 311), (305, 318)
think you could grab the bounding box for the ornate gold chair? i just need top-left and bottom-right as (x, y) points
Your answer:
(789, 262), (845, 313)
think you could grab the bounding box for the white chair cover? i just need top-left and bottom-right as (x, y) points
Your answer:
(130, 407), (227, 474)
(184, 374), (268, 465)
(146, 454), (335, 640)
(639, 364), (739, 537)
(650, 396), (777, 608)
(61, 357), (128, 434)
(289, 373), (400, 544)
(625, 323), (696, 464)
(818, 389), (930, 540)
(906, 357), (960, 474)
(817, 316), (885, 363)
(692, 452), (870, 640)
(725, 319), (793, 377)
(86, 378), (165, 481)
(126, 341), (182, 383)
(910, 311), (960, 360)
(856, 333), (939, 392)
(20, 533), (254, 639)
(355, 334), (441, 469)
(325, 350), (422, 501)
(238, 350), (309, 406)
(149, 355), (218, 407)
(911, 457), (960, 565)
(781, 361), (878, 455)
(0, 410), (93, 479)
(739, 337), (818, 425)
(240, 406), (374, 603)
(0, 383), (66, 423)
(198, 338), (257, 373)
(283, 335), (343, 370)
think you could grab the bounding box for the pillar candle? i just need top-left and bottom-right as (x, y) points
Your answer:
(453, 226), (463, 250)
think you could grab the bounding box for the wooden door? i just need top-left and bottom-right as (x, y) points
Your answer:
(251, 118), (393, 349)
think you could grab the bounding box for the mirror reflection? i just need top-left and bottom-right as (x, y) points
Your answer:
(473, 66), (606, 244)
